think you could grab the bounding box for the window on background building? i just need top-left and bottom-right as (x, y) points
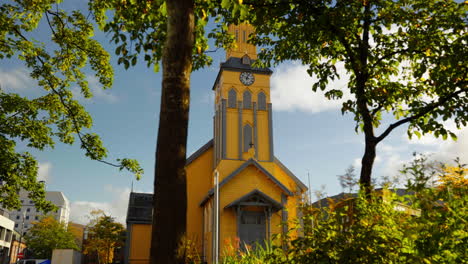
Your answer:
(26, 208), (30, 212)
(24, 225), (27, 229)
(243, 124), (253, 152)
(15, 224), (18, 228)
(243, 91), (252, 109)
(35, 216), (38, 220)
(16, 215), (20, 220)
(29, 200), (33, 204)
(25, 215), (29, 220)
(228, 89), (237, 108)
(258, 92), (267, 110)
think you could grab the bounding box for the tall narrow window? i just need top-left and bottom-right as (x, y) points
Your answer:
(243, 124), (253, 152)
(235, 30), (239, 41)
(243, 90), (252, 109)
(258, 92), (266, 110)
(228, 89), (237, 108)
(243, 30), (246, 42)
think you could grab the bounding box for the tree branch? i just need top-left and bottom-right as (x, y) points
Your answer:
(376, 87), (468, 143)
(12, 27), (122, 170)
(370, 48), (423, 69)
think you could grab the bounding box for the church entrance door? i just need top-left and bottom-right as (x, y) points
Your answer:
(239, 211), (266, 249)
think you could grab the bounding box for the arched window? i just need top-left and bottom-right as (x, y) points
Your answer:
(243, 124), (253, 152)
(228, 89), (237, 108)
(258, 92), (266, 110)
(241, 55), (251, 65)
(243, 90), (252, 109)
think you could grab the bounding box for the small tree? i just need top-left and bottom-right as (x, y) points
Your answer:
(337, 165), (358, 193)
(223, 0), (468, 194)
(83, 210), (125, 264)
(0, 0), (143, 213)
(25, 216), (78, 259)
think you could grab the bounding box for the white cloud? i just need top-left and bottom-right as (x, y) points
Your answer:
(69, 185), (153, 225)
(0, 68), (33, 91)
(352, 158), (362, 169)
(72, 75), (118, 103)
(405, 120), (468, 163)
(271, 62), (353, 113)
(69, 185), (134, 225)
(37, 162), (52, 182)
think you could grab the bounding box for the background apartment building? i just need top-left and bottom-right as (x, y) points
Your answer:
(8, 190), (70, 235)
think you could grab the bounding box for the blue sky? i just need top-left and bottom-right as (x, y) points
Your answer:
(1, 1), (467, 224)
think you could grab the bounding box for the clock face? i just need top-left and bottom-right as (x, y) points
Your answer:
(240, 72), (255, 86)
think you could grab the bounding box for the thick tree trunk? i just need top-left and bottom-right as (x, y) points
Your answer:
(151, 0), (194, 263)
(360, 139), (376, 194)
(357, 2), (375, 196)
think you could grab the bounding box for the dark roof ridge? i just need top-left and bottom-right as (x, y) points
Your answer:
(185, 139), (214, 166)
(274, 157), (308, 191)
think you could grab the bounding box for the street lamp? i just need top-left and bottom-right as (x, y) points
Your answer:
(213, 170), (219, 264)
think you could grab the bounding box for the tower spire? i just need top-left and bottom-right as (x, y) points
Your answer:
(226, 23), (257, 60)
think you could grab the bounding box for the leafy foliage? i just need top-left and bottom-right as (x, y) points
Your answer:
(25, 216), (79, 259)
(0, 0), (143, 211)
(214, 156), (467, 263)
(83, 210), (125, 264)
(222, 0), (468, 189)
(89, 0), (236, 72)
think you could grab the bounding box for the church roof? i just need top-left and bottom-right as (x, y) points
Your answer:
(186, 139), (213, 166)
(211, 57), (273, 90)
(186, 139), (308, 197)
(199, 158), (294, 206)
(274, 157), (308, 192)
(126, 192), (153, 224)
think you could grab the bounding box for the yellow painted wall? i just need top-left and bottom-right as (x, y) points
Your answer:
(257, 112), (270, 160)
(129, 224), (151, 264)
(226, 109), (238, 159)
(220, 73), (271, 97)
(217, 165), (287, 253)
(186, 147), (214, 243)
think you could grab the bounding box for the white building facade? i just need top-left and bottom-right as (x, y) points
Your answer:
(9, 190), (70, 235)
(0, 209), (14, 264)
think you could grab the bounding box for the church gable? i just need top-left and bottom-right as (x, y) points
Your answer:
(221, 159), (293, 196)
(199, 159), (293, 207)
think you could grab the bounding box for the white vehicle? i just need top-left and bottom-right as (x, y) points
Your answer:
(17, 260), (50, 264)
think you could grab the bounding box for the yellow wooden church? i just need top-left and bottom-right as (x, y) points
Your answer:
(125, 24), (308, 264)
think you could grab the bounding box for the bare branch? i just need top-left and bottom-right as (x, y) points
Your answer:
(376, 87), (468, 143)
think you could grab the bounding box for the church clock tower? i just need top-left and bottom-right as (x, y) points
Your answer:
(212, 23), (274, 166)
(124, 24), (307, 264)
